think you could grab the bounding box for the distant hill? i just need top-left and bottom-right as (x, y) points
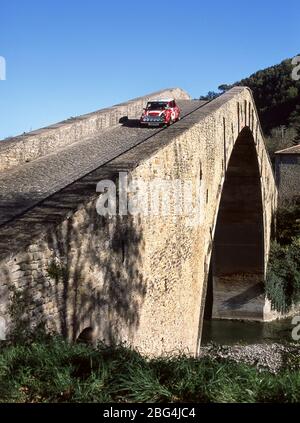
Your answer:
(235, 57), (300, 133)
(200, 56), (300, 159)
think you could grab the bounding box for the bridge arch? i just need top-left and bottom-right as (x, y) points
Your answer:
(204, 126), (266, 323)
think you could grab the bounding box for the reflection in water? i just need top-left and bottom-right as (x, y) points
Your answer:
(201, 318), (296, 345)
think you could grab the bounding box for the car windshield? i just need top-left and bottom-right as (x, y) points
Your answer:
(146, 102), (168, 111)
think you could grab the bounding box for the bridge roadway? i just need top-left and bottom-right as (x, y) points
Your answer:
(0, 100), (206, 227)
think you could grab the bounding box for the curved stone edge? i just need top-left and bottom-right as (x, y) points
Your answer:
(0, 87), (191, 172)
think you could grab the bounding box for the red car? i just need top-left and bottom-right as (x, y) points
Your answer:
(140, 98), (181, 127)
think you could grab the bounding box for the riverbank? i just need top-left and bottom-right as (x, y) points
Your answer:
(200, 342), (300, 373)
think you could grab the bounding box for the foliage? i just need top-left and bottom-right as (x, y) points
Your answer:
(265, 126), (296, 164)
(265, 201), (300, 313)
(7, 286), (38, 343)
(47, 260), (67, 282)
(7, 285), (48, 344)
(289, 106), (300, 145)
(199, 91), (220, 101)
(235, 56), (300, 134)
(1, 337), (300, 403)
(276, 201), (300, 245)
(200, 55), (300, 154)
(266, 239), (300, 313)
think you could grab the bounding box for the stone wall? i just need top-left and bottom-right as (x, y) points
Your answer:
(0, 87), (277, 355)
(275, 154), (300, 202)
(0, 88), (190, 173)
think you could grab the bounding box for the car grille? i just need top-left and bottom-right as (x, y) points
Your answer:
(144, 115), (164, 122)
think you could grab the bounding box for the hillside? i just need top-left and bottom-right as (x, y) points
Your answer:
(236, 57), (300, 133)
(200, 56), (300, 160)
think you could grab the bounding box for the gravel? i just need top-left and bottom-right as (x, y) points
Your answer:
(199, 343), (300, 373)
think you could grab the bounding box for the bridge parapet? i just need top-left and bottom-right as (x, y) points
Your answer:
(0, 88), (190, 172)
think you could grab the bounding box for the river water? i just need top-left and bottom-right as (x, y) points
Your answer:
(201, 318), (298, 345)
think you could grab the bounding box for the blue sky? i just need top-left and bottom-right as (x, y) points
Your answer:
(0, 0), (299, 139)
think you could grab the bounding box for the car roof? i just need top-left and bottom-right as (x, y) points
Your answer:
(148, 98), (175, 102)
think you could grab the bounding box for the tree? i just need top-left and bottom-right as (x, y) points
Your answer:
(293, 124), (300, 145)
(290, 110), (300, 145)
(199, 91), (220, 101)
(218, 84), (232, 92)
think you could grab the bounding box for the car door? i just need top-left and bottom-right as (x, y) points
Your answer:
(173, 100), (180, 119)
(169, 101), (176, 121)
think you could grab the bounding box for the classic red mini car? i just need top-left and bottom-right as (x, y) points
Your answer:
(140, 98), (181, 127)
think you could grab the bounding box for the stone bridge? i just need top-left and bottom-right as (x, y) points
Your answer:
(0, 87), (277, 355)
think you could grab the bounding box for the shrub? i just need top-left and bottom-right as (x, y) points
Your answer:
(266, 239), (300, 313)
(276, 201), (300, 245)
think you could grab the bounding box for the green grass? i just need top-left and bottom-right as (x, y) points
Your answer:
(1, 336), (300, 403)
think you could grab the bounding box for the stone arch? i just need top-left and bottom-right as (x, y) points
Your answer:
(204, 126), (266, 323)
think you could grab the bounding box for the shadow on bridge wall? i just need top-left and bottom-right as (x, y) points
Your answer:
(0, 197), (147, 345)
